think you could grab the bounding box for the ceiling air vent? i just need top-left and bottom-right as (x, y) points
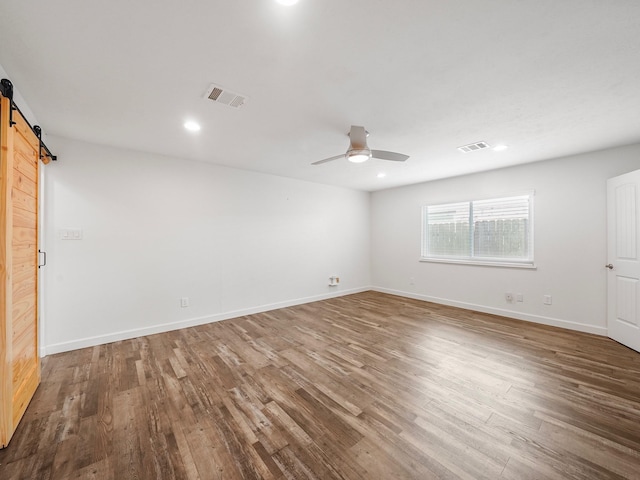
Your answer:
(204, 83), (248, 109)
(457, 141), (490, 153)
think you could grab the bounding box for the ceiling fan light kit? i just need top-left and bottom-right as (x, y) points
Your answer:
(312, 125), (409, 166)
(347, 149), (371, 163)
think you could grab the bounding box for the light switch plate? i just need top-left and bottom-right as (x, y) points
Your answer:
(59, 228), (83, 240)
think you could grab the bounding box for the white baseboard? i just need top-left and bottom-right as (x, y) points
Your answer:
(371, 286), (608, 336)
(42, 285), (607, 356)
(42, 286), (370, 356)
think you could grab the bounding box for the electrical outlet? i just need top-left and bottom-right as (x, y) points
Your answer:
(409, 277), (415, 285)
(505, 293), (513, 303)
(180, 297), (189, 308)
(543, 295), (552, 305)
(516, 293), (524, 302)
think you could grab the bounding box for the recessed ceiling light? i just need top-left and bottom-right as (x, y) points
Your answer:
(377, 172), (387, 178)
(276, 0), (298, 5)
(493, 144), (508, 151)
(184, 121), (201, 132)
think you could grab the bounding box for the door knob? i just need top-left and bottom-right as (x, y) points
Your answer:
(605, 264), (614, 270)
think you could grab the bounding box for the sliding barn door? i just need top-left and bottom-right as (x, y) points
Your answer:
(0, 95), (42, 447)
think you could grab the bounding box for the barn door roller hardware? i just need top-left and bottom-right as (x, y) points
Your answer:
(0, 78), (16, 126)
(33, 125), (56, 162)
(0, 78), (57, 162)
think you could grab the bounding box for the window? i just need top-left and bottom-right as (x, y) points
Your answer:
(421, 194), (534, 267)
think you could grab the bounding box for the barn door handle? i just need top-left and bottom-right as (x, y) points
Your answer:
(605, 263), (614, 270)
(38, 250), (46, 268)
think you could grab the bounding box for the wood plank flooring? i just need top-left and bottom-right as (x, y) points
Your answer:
(1, 291), (640, 479)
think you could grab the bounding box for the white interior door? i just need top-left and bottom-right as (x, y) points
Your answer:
(607, 169), (640, 352)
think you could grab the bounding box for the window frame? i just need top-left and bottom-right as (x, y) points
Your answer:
(420, 192), (535, 269)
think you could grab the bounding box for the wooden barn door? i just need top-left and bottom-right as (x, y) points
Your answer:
(0, 94), (42, 448)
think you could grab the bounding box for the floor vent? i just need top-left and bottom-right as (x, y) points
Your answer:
(204, 83), (247, 109)
(457, 141), (490, 153)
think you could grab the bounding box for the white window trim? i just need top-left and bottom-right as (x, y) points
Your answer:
(420, 191), (535, 268)
(420, 257), (537, 269)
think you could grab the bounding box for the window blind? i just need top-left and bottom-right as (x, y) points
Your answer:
(422, 194), (533, 265)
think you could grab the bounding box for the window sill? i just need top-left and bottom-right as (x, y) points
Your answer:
(420, 257), (537, 269)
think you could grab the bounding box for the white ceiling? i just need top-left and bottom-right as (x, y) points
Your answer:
(1, 0), (639, 191)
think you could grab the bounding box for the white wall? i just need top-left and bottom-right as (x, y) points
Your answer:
(371, 144), (640, 335)
(42, 136), (371, 354)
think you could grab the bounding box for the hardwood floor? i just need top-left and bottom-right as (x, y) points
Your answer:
(1, 291), (640, 479)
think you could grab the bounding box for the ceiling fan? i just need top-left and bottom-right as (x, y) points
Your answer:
(312, 125), (409, 165)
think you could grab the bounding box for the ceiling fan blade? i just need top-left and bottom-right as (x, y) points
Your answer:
(349, 126), (368, 149)
(371, 150), (409, 162)
(311, 154), (345, 165)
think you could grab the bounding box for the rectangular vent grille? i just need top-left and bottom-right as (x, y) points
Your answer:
(458, 141), (490, 153)
(204, 83), (247, 109)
